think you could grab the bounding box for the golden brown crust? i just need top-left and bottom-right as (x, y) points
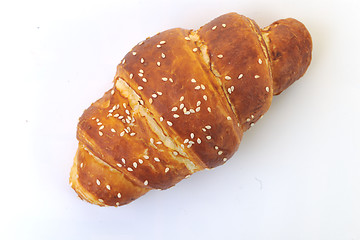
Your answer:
(70, 13), (312, 206)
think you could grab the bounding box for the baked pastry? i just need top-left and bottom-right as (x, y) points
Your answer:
(69, 12), (312, 206)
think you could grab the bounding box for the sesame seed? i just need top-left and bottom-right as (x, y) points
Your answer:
(160, 40), (166, 44)
(197, 101), (201, 106)
(140, 58), (145, 63)
(116, 202), (120, 206)
(96, 118), (100, 122)
(111, 89), (115, 95)
(205, 125), (211, 129)
(165, 167), (170, 173)
(184, 139), (189, 144)
(142, 77), (147, 82)
(122, 59), (125, 64)
(162, 77), (168, 81)
(114, 113), (119, 118)
(228, 88), (232, 94)
(106, 185), (111, 190)
(195, 85), (201, 90)
(238, 74), (243, 79)
(120, 131), (125, 137)
(255, 75), (260, 79)
(97, 122), (102, 126)
(91, 117), (96, 120)
(160, 117), (164, 122)
(138, 41), (144, 45)
(189, 108), (195, 113)
(207, 107), (212, 112)
(227, 116), (232, 120)
(157, 44), (161, 48)
(99, 125), (104, 130)
(169, 78), (173, 82)
(96, 179), (101, 185)
(98, 199), (104, 203)
(172, 106), (178, 111)
(195, 107), (200, 112)
(167, 121), (173, 126)
(130, 73), (134, 79)
(223, 158), (228, 162)
(130, 132), (136, 136)
(156, 141), (162, 145)
(180, 96), (184, 101)
(139, 69), (144, 73)
(127, 167), (133, 172)
(191, 78), (196, 83)
(121, 158), (126, 164)
(217, 54), (223, 58)
(225, 76), (231, 80)
(218, 151), (223, 155)
(212, 26), (217, 30)
(149, 98), (153, 104)
(138, 73), (144, 77)
(190, 133), (195, 139)
(138, 86), (143, 90)
(173, 114), (179, 118)
(144, 180), (149, 186)
(197, 138), (202, 144)
(152, 93), (157, 98)
(201, 84), (205, 90)
(185, 36), (190, 40)
(266, 86), (270, 92)
(222, 23), (227, 27)
(251, 115), (254, 119)
(144, 155), (149, 159)
(250, 123), (255, 127)
(247, 118), (251, 122)
(179, 103), (184, 109)
(80, 162), (83, 168)
(150, 138), (154, 144)
(193, 48), (198, 52)
(99, 131), (103, 136)
(173, 151), (178, 156)
(258, 58), (262, 64)
(231, 86), (235, 91)
(133, 162), (137, 168)
(157, 62), (161, 66)
(161, 53), (166, 58)
(117, 193), (122, 198)
(206, 136), (212, 140)
(154, 157), (160, 162)
(215, 146), (219, 150)
(132, 52), (137, 55)
(203, 95), (208, 101)
(138, 159), (143, 164)
(116, 163), (122, 168)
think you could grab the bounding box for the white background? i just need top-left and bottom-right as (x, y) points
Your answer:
(1, 0), (359, 239)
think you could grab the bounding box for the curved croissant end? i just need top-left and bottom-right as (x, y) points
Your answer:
(70, 13), (312, 206)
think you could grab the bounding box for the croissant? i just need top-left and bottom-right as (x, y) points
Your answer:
(69, 12), (312, 206)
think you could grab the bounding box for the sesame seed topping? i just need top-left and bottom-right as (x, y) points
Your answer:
(162, 77), (168, 82)
(173, 151), (178, 156)
(144, 180), (148, 186)
(191, 78), (196, 83)
(258, 58), (262, 64)
(106, 185), (111, 190)
(205, 125), (211, 130)
(152, 93), (157, 98)
(138, 159), (143, 164)
(246, 118), (251, 122)
(189, 108), (195, 113)
(206, 136), (212, 140)
(185, 36), (190, 40)
(222, 23), (226, 28)
(193, 48), (198, 52)
(160, 117), (164, 122)
(250, 123), (255, 127)
(138, 41), (144, 45)
(207, 107), (212, 112)
(150, 138), (154, 144)
(138, 86), (143, 90)
(225, 76), (231, 80)
(97, 122), (102, 126)
(160, 40), (166, 44)
(149, 98), (153, 104)
(156, 141), (162, 145)
(132, 52), (137, 56)
(98, 199), (104, 203)
(197, 138), (202, 144)
(180, 96), (184, 101)
(184, 139), (189, 144)
(142, 77), (147, 82)
(223, 158), (228, 162)
(251, 115), (254, 119)
(111, 89), (115, 95)
(238, 74), (243, 79)
(195, 107), (200, 112)
(121, 158), (126, 164)
(99, 125), (104, 130)
(227, 116), (232, 120)
(127, 167), (133, 172)
(190, 133), (195, 139)
(80, 162), (83, 168)
(215, 146), (219, 150)
(217, 54), (224, 58)
(96, 179), (101, 185)
(173, 114), (179, 118)
(265, 86), (270, 92)
(201, 84), (205, 90)
(161, 53), (166, 58)
(157, 62), (161, 66)
(133, 162), (138, 168)
(212, 26), (217, 30)
(228, 88), (232, 94)
(117, 193), (122, 198)
(157, 44), (161, 48)
(130, 132), (136, 137)
(138, 73), (144, 77)
(122, 59), (125, 64)
(96, 118), (100, 122)
(167, 121), (173, 126)
(154, 157), (160, 162)
(144, 155), (149, 159)
(195, 85), (201, 90)
(140, 58), (145, 63)
(255, 75), (260, 79)
(165, 167), (170, 173)
(99, 131), (103, 136)
(169, 78), (173, 82)
(130, 73), (134, 79)
(172, 106), (178, 111)
(218, 151), (223, 155)
(120, 131), (125, 137)
(179, 103), (184, 109)
(197, 101), (201, 106)
(116, 163), (122, 168)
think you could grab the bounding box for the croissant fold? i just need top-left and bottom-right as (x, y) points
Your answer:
(69, 12), (312, 206)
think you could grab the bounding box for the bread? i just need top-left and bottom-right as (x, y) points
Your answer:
(69, 12), (312, 206)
